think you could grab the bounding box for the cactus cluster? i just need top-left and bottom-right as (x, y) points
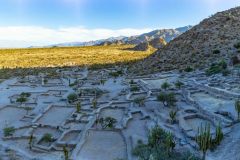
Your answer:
(169, 110), (177, 124)
(196, 124), (212, 160)
(214, 123), (224, 146)
(165, 132), (176, 157)
(196, 123), (224, 160)
(235, 100), (240, 120)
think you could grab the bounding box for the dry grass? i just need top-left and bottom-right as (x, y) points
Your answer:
(0, 45), (155, 69)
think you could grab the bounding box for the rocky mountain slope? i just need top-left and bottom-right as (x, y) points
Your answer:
(133, 7), (240, 73)
(123, 26), (192, 45)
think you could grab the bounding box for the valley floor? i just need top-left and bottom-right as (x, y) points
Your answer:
(0, 67), (239, 160)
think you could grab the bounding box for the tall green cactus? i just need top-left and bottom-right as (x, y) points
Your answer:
(28, 134), (33, 150)
(215, 123), (223, 145)
(76, 102), (81, 113)
(195, 123), (212, 160)
(235, 100), (240, 120)
(165, 132), (176, 157)
(63, 146), (69, 160)
(169, 110), (177, 124)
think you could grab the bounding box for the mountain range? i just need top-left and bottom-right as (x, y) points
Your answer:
(47, 26), (192, 47)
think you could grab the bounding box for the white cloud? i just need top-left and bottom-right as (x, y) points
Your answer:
(0, 26), (153, 48)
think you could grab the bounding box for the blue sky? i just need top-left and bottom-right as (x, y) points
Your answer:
(0, 0), (240, 48)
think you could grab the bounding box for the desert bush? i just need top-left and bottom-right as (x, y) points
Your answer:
(175, 81), (184, 89)
(157, 93), (177, 107)
(212, 49), (220, 54)
(161, 82), (171, 90)
(99, 117), (117, 129)
(130, 86), (140, 92)
(42, 133), (54, 142)
(3, 127), (15, 137)
(16, 97), (27, 103)
(206, 60), (228, 76)
(133, 126), (200, 160)
(20, 92), (31, 97)
(67, 93), (78, 102)
(234, 42), (240, 49)
(184, 66), (194, 72)
(133, 97), (146, 107)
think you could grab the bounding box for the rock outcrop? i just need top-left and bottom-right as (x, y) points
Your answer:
(149, 38), (167, 49)
(132, 42), (150, 51)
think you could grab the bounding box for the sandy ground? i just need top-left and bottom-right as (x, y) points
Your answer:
(77, 130), (127, 160)
(37, 107), (75, 126)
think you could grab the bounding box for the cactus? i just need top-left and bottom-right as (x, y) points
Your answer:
(195, 123), (212, 160)
(235, 100), (240, 120)
(76, 102), (81, 113)
(63, 146), (69, 160)
(169, 110), (177, 124)
(165, 132), (176, 157)
(92, 98), (97, 109)
(28, 134), (34, 150)
(215, 123), (223, 146)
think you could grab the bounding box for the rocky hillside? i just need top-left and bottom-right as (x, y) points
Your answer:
(149, 38), (167, 49)
(123, 26), (192, 45)
(133, 7), (240, 73)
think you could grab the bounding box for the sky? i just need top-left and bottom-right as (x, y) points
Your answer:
(0, 0), (240, 48)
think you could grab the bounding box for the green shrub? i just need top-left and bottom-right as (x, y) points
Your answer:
(16, 97), (27, 103)
(98, 117), (117, 129)
(109, 71), (122, 78)
(184, 66), (194, 72)
(175, 81), (184, 89)
(20, 92), (31, 97)
(133, 97), (146, 107)
(67, 93), (78, 102)
(157, 93), (177, 107)
(234, 42), (240, 49)
(69, 80), (77, 87)
(3, 127), (15, 137)
(212, 50), (220, 54)
(130, 86), (140, 92)
(161, 82), (171, 90)
(42, 133), (54, 142)
(206, 60), (228, 76)
(133, 126), (200, 160)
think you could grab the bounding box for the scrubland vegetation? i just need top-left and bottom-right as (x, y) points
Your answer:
(0, 45), (155, 69)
